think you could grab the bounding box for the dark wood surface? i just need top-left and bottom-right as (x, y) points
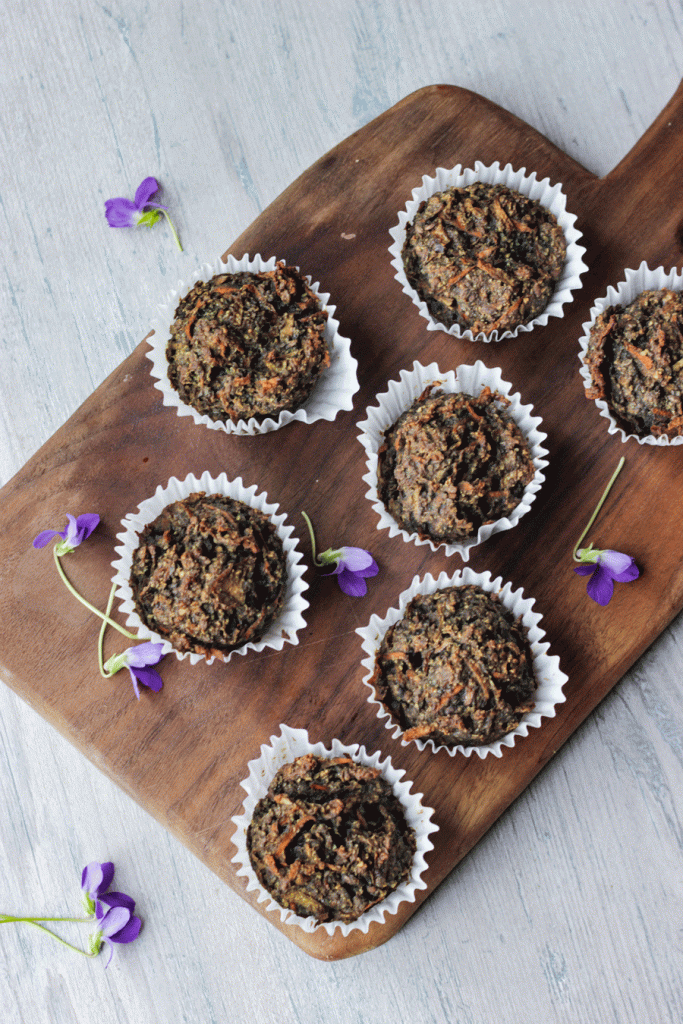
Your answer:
(1, 83), (682, 961)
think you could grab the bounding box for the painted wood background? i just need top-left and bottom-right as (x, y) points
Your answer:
(1, 0), (682, 1020)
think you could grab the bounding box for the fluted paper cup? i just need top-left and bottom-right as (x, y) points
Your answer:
(356, 567), (567, 759)
(147, 254), (358, 435)
(389, 160), (587, 342)
(357, 359), (548, 561)
(230, 724), (438, 936)
(111, 471), (308, 664)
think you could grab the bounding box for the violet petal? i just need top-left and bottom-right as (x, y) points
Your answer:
(33, 529), (63, 549)
(99, 891), (135, 914)
(98, 905), (131, 939)
(336, 568), (368, 597)
(356, 557), (379, 579)
(599, 550), (634, 576)
(586, 565), (614, 606)
(612, 561), (640, 583)
(81, 862), (103, 896)
(75, 513), (100, 541)
(134, 176), (159, 209)
(337, 546), (374, 572)
(573, 565), (595, 577)
(105, 197), (139, 228)
(64, 514), (80, 546)
(126, 641), (165, 668)
(130, 665), (163, 693)
(110, 914), (142, 944)
(102, 937), (115, 968)
(127, 667), (141, 701)
(98, 861), (115, 894)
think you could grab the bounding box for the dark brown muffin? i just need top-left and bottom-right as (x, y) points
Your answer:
(377, 385), (536, 544)
(247, 753), (416, 924)
(371, 585), (537, 748)
(129, 492), (287, 658)
(584, 288), (683, 438)
(401, 182), (566, 335)
(166, 262), (330, 423)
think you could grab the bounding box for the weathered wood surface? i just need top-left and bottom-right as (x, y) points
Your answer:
(1, 78), (682, 963)
(2, 2), (682, 1020)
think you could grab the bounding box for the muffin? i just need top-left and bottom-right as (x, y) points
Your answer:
(166, 261), (330, 424)
(370, 584), (537, 748)
(584, 288), (683, 439)
(129, 491), (287, 658)
(401, 182), (567, 335)
(377, 384), (536, 544)
(246, 753), (416, 924)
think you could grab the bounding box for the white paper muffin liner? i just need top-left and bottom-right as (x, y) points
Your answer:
(230, 723), (438, 936)
(389, 160), (587, 342)
(578, 261), (683, 446)
(357, 360), (548, 561)
(111, 471), (309, 665)
(147, 253), (359, 435)
(356, 567), (567, 759)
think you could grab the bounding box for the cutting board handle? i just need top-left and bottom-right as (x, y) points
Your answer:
(595, 78), (683, 262)
(609, 78), (683, 182)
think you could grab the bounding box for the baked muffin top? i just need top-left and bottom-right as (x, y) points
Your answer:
(371, 584), (537, 748)
(247, 753), (416, 924)
(166, 262), (330, 423)
(584, 288), (683, 438)
(402, 182), (566, 335)
(129, 492), (287, 657)
(377, 385), (535, 543)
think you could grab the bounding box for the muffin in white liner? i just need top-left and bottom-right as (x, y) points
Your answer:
(356, 567), (567, 759)
(111, 471), (309, 665)
(357, 360), (548, 562)
(578, 261), (683, 446)
(389, 160), (587, 342)
(147, 253), (359, 435)
(230, 723), (438, 936)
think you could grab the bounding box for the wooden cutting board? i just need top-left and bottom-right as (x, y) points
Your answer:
(1, 83), (682, 961)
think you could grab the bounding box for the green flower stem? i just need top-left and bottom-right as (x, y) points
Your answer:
(0, 917), (98, 956)
(301, 512), (341, 568)
(97, 582), (154, 678)
(572, 456), (626, 561)
(0, 914), (92, 924)
(53, 547), (137, 640)
(98, 582), (117, 678)
(162, 210), (183, 252)
(301, 511), (322, 566)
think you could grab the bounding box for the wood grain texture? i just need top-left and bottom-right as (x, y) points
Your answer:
(1, 80), (682, 962)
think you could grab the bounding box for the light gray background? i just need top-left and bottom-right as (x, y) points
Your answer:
(1, 2), (682, 1022)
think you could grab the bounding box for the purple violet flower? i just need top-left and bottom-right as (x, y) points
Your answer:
(105, 176), (165, 227)
(124, 642), (165, 699)
(81, 861), (115, 915)
(574, 548), (640, 606)
(326, 546), (379, 597)
(1, 859), (141, 963)
(92, 891), (142, 967)
(301, 512), (379, 597)
(105, 177), (182, 249)
(103, 641), (165, 699)
(572, 457), (640, 607)
(33, 513), (100, 555)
